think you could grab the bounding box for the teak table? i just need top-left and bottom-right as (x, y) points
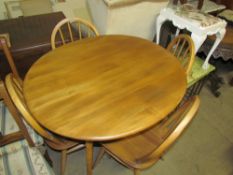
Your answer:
(23, 35), (186, 175)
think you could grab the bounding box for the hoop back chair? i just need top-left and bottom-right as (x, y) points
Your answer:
(0, 36), (35, 146)
(94, 96), (200, 175)
(167, 34), (195, 75)
(0, 36), (21, 81)
(51, 17), (99, 49)
(5, 73), (85, 175)
(0, 80), (35, 147)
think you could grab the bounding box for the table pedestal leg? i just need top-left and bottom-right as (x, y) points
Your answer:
(86, 142), (93, 175)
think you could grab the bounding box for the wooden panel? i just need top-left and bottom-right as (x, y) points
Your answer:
(0, 12), (65, 79)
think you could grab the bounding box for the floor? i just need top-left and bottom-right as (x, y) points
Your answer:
(48, 59), (233, 175)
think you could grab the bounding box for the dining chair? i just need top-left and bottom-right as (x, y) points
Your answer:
(166, 34), (195, 75)
(0, 36), (21, 82)
(94, 96), (200, 175)
(5, 73), (85, 175)
(0, 79), (35, 147)
(51, 17), (99, 49)
(0, 36), (37, 147)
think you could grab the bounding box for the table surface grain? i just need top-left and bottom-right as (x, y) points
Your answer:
(23, 35), (186, 141)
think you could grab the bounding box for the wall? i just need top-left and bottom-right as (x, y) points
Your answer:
(0, 0), (10, 19)
(0, 0), (92, 21)
(53, 0), (92, 21)
(88, 0), (169, 40)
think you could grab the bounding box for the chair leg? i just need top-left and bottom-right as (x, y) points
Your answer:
(93, 147), (105, 168)
(134, 169), (140, 175)
(61, 150), (67, 175)
(44, 149), (53, 167)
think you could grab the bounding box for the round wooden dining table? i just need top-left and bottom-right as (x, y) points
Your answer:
(23, 35), (186, 175)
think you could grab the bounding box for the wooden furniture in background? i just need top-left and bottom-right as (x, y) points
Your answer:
(156, 4), (227, 69)
(212, 0), (233, 10)
(23, 35), (187, 175)
(0, 36), (21, 81)
(200, 25), (233, 91)
(201, 26), (233, 61)
(167, 34), (195, 75)
(5, 73), (85, 175)
(51, 17), (99, 49)
(94, 96), (200, 175)
(0, 12), (65, 79)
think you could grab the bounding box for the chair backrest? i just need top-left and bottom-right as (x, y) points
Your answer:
(0, 36), (21, 82)
(5, 73), (62, 144)
(0, 80), (35, 146)
(51, 17), (99, 49)
(138, 96), (200, 165)
(166, 34), (195, 75)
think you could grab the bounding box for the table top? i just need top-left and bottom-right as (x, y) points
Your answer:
(23, 35), (186, 141)
(0, 12), (65, 55)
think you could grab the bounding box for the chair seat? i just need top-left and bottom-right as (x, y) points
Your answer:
(103, 124), (167, 168)
(187, 56), (215, 87)
(0, 143), (54, 175)
(0, 101), (44, 152)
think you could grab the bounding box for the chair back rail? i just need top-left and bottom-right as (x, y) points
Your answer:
(5, 73), (62, 144)
(0, 80), (34, 146)
(167, 34), (195, 75)
(51, 17), (99, 49)
(0, 37), (21, 81)
(99, 96), (200, 174)
(136, 96), (200, 167)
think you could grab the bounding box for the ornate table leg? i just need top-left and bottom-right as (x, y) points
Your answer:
(86, 142), (93, 175)
(202, 28), (226, 69)
(191, 32), (207, 53)
(156, 14), (166, 44)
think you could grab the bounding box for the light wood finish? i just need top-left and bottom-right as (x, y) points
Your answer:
(86, 142), (93, 175)
(24, 35), (186, 141)
(95, 96), (200, 175)
(24, 35), (186, 175)
(51, 17), (99, 50)
(167, 34), (195, 75)
(0, 36), (21, 81)
(0, 36), (34, 146)
(0, 80), (34, 146)
(5, 73), (85, 175)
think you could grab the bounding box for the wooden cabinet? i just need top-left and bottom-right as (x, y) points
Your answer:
(0, 12), (65, 79)
(211, 0), (233, 10)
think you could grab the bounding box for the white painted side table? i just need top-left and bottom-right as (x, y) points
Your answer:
(156, 5), (227, 69)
